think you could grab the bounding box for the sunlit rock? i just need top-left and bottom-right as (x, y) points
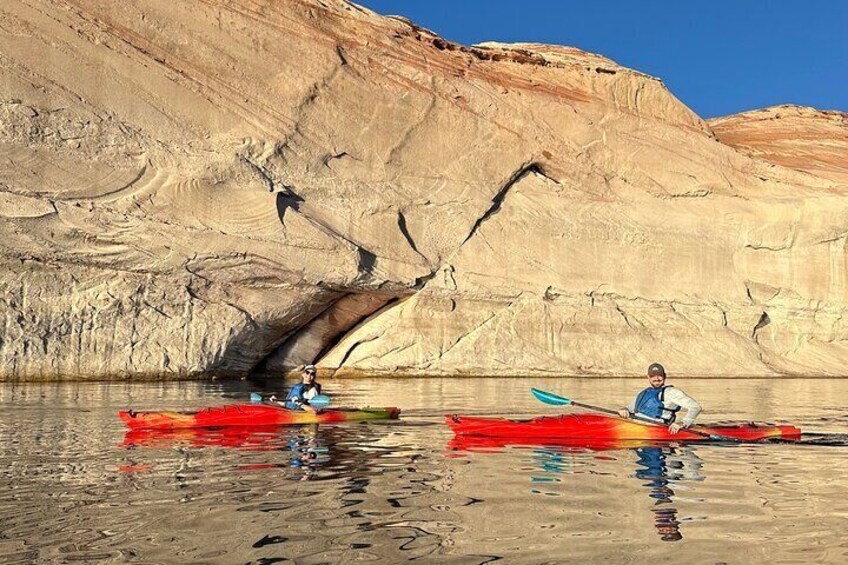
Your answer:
(0, 1), (845, 380)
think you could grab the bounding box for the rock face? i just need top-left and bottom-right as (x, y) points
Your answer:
(0, 1), (846, 380)
(709, 105), (848, 185)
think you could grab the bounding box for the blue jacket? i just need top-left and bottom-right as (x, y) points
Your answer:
(285, 382), (322, 411)
(634, 386), (680, 423)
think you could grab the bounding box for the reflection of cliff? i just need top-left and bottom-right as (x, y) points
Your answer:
(2, 1), (847, 380)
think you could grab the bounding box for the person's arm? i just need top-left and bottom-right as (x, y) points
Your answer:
(618, 398), (637, 419)
(276, 384), (306, 409)
(665, 388), (701, 428)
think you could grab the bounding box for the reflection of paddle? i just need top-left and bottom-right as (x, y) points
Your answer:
(530, 388), (736, 442)
(250, 392), (331, 408)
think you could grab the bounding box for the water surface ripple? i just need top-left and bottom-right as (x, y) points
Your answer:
(1, 378), (847, 563)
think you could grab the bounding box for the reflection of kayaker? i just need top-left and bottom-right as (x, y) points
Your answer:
(635, 446), (704, 542)
(289, 426), (329, 480)
(619, 363), (701, 435)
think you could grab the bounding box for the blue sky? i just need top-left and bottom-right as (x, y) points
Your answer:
(356, 1), (847, 118)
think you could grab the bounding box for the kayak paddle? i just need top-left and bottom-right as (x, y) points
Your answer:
(250, 392), (331, 408)
(530, 388), (737, 442)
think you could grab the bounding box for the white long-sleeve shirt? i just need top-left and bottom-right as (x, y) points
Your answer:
(628, 386), (702, 427)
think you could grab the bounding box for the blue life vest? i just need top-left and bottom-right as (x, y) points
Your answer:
(634, 386), (679, 423)
(285, 382), (321, 411)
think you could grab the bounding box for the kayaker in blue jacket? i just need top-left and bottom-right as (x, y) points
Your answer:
(271, 364), (322, 413)
(618, 363), (701, 434)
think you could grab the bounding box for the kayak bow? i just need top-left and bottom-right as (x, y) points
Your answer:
(120, 404), (400, 430)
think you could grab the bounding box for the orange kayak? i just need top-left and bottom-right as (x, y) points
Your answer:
(120, 404), (400, 430)
(446, 413), (801, 443)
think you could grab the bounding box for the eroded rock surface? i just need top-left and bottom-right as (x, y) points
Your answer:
(709, 105), (848, 185)
(1, 0), (846, 380)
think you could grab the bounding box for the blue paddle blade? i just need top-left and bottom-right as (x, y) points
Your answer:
(250, 392), (263, 403)
(531, 388), (573, 406)
(309, 394), (330, 407)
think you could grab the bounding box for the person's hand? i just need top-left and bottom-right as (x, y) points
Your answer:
(269, 395), (277, 403)
(618, 409), (630, 419)
(668, 422), (686, 434)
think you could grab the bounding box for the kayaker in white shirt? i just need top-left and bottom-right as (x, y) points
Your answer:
(618, 363), (702, 434)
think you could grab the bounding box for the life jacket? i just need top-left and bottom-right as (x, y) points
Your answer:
(634, 385), (680, 424)
(285, 382), (322, 411)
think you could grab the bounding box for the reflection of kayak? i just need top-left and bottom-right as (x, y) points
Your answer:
(447, 433), (655, 453)
(122, 426), (293, 449)
(120, 404), (400, 430)
(445, 414), (801, 442)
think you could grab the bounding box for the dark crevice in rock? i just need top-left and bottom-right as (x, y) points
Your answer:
(815, 232), (848, 245)
(335, 44), (348, 66)
(397, 210), (426, 260)
(413, 271), (437, 290)
(744, 243), (792, 252)
(413, 263), (456, 291)
(335, 335), (379, 369)
(275, 191), (304, 223)
(544, 286), (562, 301)
(252, 535), (288, 549)
(357, 248), (377, 275)
(752, 312), (771, 342)
(461, 162), (543, 246)
(322, 151), (350, 167)
(614, 303), (635, 330)
(745, 282), (754, 303)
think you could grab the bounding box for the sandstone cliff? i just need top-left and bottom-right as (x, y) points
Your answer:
(1, 0), (846, 380)
(709, 105), (848, 185)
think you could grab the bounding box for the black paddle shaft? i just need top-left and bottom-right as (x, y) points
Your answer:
(570, 400), (719, 440)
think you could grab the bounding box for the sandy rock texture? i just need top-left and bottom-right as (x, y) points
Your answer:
(0, 0), (846, 380)
(709, 105), (848, 185)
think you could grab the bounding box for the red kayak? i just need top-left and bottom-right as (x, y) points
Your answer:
(120, 404), (400, 430)
(446, 413), (801, 443)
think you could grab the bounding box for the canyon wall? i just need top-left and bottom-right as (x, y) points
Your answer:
(1, 0), (846, 380)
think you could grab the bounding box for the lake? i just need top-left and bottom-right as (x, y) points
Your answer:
(1, 377), (847, 563)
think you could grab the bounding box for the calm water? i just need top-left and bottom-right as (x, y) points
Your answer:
(1, 377), (847, 564)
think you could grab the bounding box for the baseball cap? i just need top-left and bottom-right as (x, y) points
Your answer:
(647, 363), (666, 376)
